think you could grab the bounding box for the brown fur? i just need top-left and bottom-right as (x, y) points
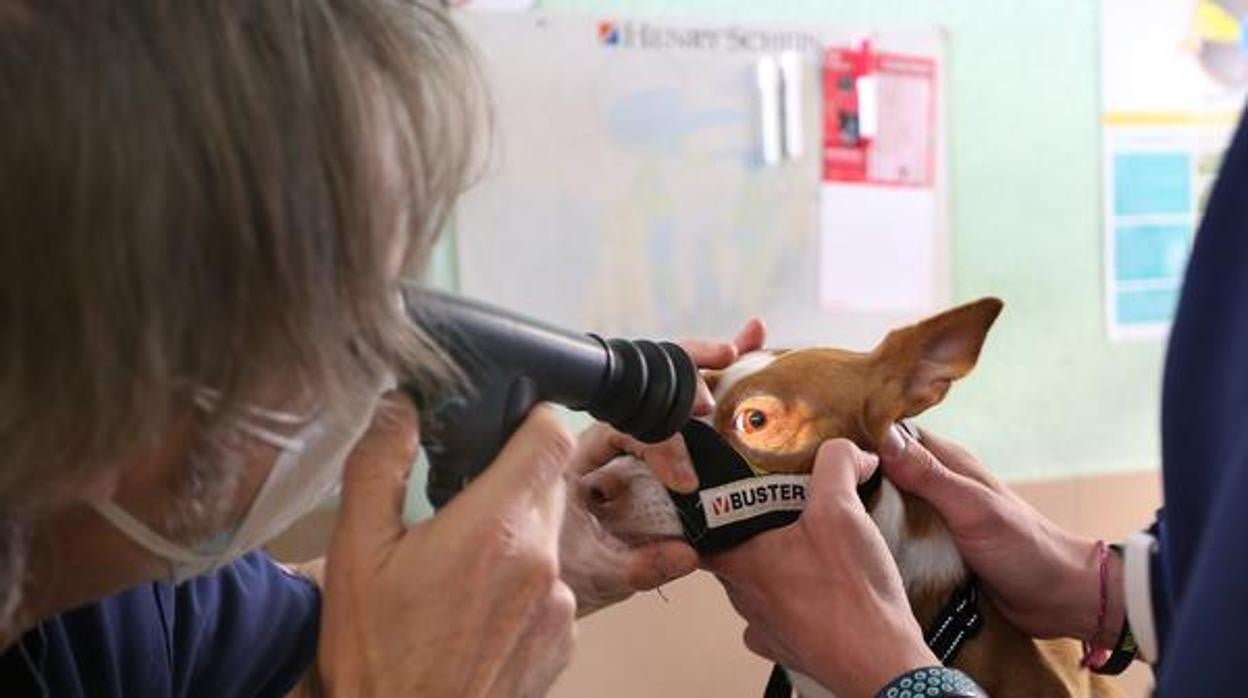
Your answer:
(707, 298), (1120, 697)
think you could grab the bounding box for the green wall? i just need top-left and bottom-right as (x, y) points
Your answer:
(433, 0), (1165, 484)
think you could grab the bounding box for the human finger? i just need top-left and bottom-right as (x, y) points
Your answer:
(678, 338), (738, 370)
(732, 317), (767, 355)
(691, 378), (716, 418)
(484, 576), (576, 698)
(912, 426), (1005, 491)
(451, 404), (573, 529)
(676, 339), (734, 416)
(701, 526), (785, 579)
(878, 425), (996, 530)
(487, 582), (577, 698)
(809, 439), (880, 505)
(572, 424), (697, 493)
(743, 624), (782, 662)
(336, 391), (421, 542)
(624, 539), (698, 590)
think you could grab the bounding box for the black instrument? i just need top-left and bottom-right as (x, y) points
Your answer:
(402, 285), (699, 508)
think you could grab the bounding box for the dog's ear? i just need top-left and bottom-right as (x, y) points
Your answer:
(863, 298), (1003, 444)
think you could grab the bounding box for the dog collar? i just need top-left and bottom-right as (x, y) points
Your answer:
(670, 420), (885, 554)
(925, 576), (984, 665)
(761, 578), (984, 698)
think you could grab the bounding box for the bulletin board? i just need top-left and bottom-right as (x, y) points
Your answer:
(452, 12), (950, 352)
(429, 0), (1171, 489)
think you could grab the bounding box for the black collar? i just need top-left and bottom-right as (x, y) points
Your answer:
(761, 577), (984, 698)
(924, 577), (984, 665)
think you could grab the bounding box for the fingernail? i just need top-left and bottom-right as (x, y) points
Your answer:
(880, 424), (908, 459)
(898, 420), (920, 442)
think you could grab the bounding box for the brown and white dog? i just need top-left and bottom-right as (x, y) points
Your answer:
(593, 298), (1120, 698)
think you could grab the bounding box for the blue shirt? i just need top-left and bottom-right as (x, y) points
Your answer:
(0, 551), (319, 697)
(1155, 105), (1248, 692)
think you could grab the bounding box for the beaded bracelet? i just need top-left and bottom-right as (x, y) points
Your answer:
(1080, 539), (1112, 669)
(1091, 543), (1139, 675)
(875, 667), (984, 698)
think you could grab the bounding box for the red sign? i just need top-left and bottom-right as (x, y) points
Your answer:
(822, 43), (936, 187)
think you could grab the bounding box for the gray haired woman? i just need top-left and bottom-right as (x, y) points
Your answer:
(0, 2), (751, 695)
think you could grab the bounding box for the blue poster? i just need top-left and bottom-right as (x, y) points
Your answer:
(1107, 150), (1196, 337)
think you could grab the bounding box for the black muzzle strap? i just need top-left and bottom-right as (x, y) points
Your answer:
(668, 420), (883, 554)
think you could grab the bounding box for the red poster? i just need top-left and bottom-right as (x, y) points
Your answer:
(822, 45), (936, 187)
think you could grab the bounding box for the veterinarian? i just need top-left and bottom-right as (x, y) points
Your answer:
(0, 2), (755, 695)
(707, 115), (1248, 696)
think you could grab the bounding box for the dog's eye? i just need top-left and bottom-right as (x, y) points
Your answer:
(734, 407), (769, 434)
(746, 409), (767, 430)
(728, 395), (818, 458)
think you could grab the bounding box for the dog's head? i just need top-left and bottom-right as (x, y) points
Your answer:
(578, 298), (1003, 551)
(704, 298), (1003, 474)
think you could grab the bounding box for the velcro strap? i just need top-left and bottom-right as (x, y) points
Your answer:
(669, 421), (806, 554)
(670, 420), (882, 554)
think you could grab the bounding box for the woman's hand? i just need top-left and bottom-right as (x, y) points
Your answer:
(317, 393), (576, 698)
(559, 320), (766, 616)
(879, 426), (1123, 647)
(559, 425), (698, 615)
(705, 440), (938, 697)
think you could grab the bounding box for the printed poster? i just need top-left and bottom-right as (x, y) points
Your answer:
(1101, 0), (1248, 340)
(822, 46), (936, 187)
(819, 45), (941, 314)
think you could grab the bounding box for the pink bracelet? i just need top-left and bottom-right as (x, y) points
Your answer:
(1080, 539), (1112, 669)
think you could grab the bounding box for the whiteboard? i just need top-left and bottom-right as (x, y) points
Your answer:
(453, 13), (948, 350)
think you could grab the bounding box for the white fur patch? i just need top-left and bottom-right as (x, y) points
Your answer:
(712, 351), (777, 403)
(870, 480), (965, 594)
(869, 479), (907, 554)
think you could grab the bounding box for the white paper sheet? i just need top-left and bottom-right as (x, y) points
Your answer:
(1100, 0), (1246, 340)
(818, 183), (937, 313)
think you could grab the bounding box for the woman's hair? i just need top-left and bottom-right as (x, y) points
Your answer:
(0, 0), (484, 629)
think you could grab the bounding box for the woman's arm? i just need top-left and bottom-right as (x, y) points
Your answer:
(879, 426), (1129, 649)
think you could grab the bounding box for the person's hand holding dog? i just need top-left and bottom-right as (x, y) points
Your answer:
(560, 320), (766, 616)
(705, 439), (938, 697)
(879, 426), (1125, 649)
(317, 395), (576, 697)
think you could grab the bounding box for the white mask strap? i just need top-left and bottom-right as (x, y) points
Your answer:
(192, 387), (319, 425)
(90, 500), (217, 567)
(230, 418), (307, 453)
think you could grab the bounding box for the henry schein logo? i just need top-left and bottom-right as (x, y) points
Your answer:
(598, 21), (621, 46)
(595, 19), (819, 53)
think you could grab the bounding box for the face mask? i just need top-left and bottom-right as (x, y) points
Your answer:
(92, 372), (393, 583)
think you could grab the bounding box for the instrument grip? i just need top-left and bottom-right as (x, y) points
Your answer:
(419, 374), (541, 509)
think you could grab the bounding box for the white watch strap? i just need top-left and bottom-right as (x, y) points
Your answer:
(1124, 530), (1160, 663)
